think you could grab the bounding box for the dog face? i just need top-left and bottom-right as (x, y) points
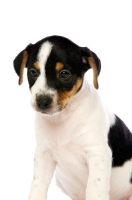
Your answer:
(14, 36), (101, 114)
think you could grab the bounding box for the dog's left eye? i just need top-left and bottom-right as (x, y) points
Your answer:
(59, 70), (71, 79)
(29, 68), (38, 78)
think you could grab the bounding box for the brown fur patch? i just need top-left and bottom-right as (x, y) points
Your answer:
(58, 78), (82, 109)
(55, 62), (64, 71)
(34, 62), (40, 71)
(88, 57), (99, 89)
(19, 51), (28, 85)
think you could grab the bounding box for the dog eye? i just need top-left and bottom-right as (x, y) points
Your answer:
(29, 68), (38, 78)
(59, 70), (71, 79)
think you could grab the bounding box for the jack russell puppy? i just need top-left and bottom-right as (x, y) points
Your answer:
(13, 35), (132, 200)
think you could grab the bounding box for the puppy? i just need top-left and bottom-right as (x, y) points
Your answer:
(13, 36), (132, 200)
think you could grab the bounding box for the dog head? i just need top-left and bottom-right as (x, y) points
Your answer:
(13, 35), (101, 114)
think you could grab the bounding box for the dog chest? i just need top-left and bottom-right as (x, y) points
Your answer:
(35, 114), (89, 199)
(54, 142), (89, 200)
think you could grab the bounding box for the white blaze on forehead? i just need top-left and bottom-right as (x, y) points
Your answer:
(38, 41), (53, 74)
(31, 41), (53, 91)
(30, 41), (55, 106)
(37, 41), (53, 75)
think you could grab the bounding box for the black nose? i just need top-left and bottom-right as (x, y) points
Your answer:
(36, 95), (52, 110)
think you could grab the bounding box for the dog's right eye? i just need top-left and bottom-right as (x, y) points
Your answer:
(29, 68), (38, 78)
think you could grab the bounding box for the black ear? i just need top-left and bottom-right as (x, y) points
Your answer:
(13, 44), (32, 85)
(80, 47), (101, 89)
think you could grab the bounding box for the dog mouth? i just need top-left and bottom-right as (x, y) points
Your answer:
(32, 100), (69, 115)
(31, 101), (62, 115)
(36, 107), (61, 115)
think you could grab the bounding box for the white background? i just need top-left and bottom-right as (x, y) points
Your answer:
(0, 0), (132, 199)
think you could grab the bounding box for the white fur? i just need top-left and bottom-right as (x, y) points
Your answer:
(28, 80), (132, 200)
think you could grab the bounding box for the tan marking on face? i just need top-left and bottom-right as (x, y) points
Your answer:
(19, 51), (28, 85)
(58, 78), (82, 109)
(88, 57), (99, 89)
(34, 62), (40, 71)
(55, 62), (64, 71)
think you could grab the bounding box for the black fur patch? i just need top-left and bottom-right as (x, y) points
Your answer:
(108, 115), (132, 167)
(45, 37), (85, 92)
(130, 173), (132, 183)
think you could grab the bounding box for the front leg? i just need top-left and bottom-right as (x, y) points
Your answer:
(86, 145), (112, 200)
(28, 147), (56, 200)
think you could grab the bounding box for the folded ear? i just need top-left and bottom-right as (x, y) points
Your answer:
(80, 47), (101, 89)
(13, 44), (32, 85)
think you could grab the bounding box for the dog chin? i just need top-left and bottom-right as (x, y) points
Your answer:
(38, 110), (60, 116)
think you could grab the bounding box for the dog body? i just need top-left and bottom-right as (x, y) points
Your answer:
(14, 36), (132, 200)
